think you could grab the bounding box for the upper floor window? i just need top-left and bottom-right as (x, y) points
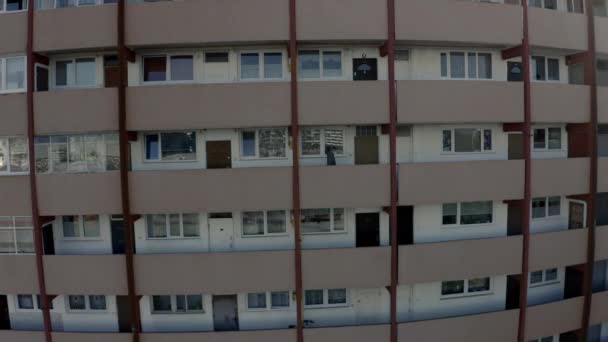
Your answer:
(0, 0), (27, 12)
(301, 127), (345, 157)
(68, 295), (107, 311)
(242, 210), (288, 236)
(203, 52), (229, 82)
(55, 57), (96, 87)
(35, 133), (119, 173)
(566, 0), (584, 13)
(62, 215), (100, 239)
(442, 201), (493, 226)
(304, 288), (347, 308)
(0, 56), (26, 93)
(301, 208), (345, 234)
(298, 50), (342, 79)
(529, 0), (557, 9)
(528, 337), (555, 342)
(440, 52), (492, 79)
(54, 0), (115, 8)
(533, 127), (562, 150)
(442, 128), (492, 153)
(0, 137), (29, 174)
(532, 56), (560, 81)
(247, 291), (290, 310)
(0, 216), (34, 254)
(240, 128), (287, 159)
(441, 277), (491, 297)
(532, 197), (561, 219)
(530, 268), (558, 286)
(146, 213), (200, 239)
(16, 294), (52, 311)
(151, 295), (204, 314)
(239, 51), (283, 80)
(142, 54), (194, 83)
(144, 131), (196, 162)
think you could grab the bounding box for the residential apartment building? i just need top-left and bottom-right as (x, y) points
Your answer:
(0, 0), (607, 342)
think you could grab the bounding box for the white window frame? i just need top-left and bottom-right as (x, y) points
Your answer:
(0, 136), (29, 174)
(53, 56), (98, 88)
(241, 210), (289, 237)
(440, 51), (493, 80)
(442, 127), (493, 154)
(297, 48), (344, 80)
(141, 53), (195, 84)
(530, 56), (561, 82)
(300, 208), (346, 235)
(246, 291), (291, 311)
(150, 295), (205, 314)
(143, 131), (197, 162)
(0, 56), (27, 94)
(67, 295), (108, 312)
(238, 50), (285, 81)
(531, 196), (561, 219)
(529, 268), (559, 287)
(0, 0), (27, 12)
(35, 133), (119, 173)
(528, 0), (558, 9)
(239, 128), (288, 160)
(0, 216), (34, 255)
(532, 126), (563, 151)
(15, 294), (50, 312)
(54, 0), (105, 9)
(304, 288), (348, 308)
(145, 213), (201, 240)
(528, 336), (556, 342)
(300, 127), (346, 158)
(440, 277), (493, 299)
(441, 201), (494, 227)
(61, 215), (101, 240)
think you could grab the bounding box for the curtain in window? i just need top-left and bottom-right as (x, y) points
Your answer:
(454, 128), (481, 152)
(170, 56), (194, 81)
(258, 129), (286, 158)
(460, 201), (492, 224)
(548, 128), (561, 149)
(0, 139), (8, 172)
(147, 214), (167, 238)
(442, 280), (464, 295)
(89, 295), (106, 310)
(242, 211), (264, 235)
(63, 216), (80, 237)
(271, 292), (289, 308)
(267, 211), (286, 234)
(105, 133), (120, 171)
(322, 51), (342, 77)
(160, 132), (196, 161)
(478, 53), (492, 79)
(240, 53), (259, 79)
(248, 293), (266, 309)
(468, 278), (490, 292)
(75, 58), (96, 86)
(327, 289), (346, 304)
(298, 51), (320, 79)
(182, 214), (200, 237)
(301, 129), (321, 155)
(6, 57), (25, 90)
(305, 290), (323, 305)
(449, 52), (465, 78)
(532, 198), (547, 218)
(83, 215), (100, 238)
(301, 209), (331, 233)
(263, 53), (282, 79)
(324, 129), (344, 155)
(442, 203), (458, 225)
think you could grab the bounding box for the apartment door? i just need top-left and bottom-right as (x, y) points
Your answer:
(507, 201), (523, 236)
(209, 216), (234, 252)
(42, 224), (55, 255)
(397, 206), (413, 245)
(396, 125), (413, 163)
(213, 295), (239, 331)
(356, 213), (380, 247)
(35, 64), (49, 92)
(355, 126), (379, 165)
(508, 133), (524, 160)
(568, 200), (586, 230)
(353, 58), (378, 81)
(206, 141), (232, 169)
(116, 296), (132, 333)
(507, 62), (523, 82)
(111, 216), (126, 255)
(564, 266), (584, 299)
(0, 295), (9, 330)
(505, 275), (521, 310)
(356, 288), (384, 325)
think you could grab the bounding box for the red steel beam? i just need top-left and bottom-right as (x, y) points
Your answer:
(117, 1), (142, 341)
(288, 1), (304, 341)
(26, 4), (53, 342)
(517, 1), (532, 342)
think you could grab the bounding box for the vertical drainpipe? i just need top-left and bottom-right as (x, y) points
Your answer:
(289, 0), (304, 341)
(517, 1), (532, 342)
(117, 1), (141, 341)
(579, 0), (598, 340)
(386, 0), (398, 341)
(26, 2), (53, 342)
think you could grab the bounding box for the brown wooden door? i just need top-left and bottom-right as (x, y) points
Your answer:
(116, 296), (132, 333)
(508, 133), (524, 160)
(104, 55), (120, 88)
(568, 201), (585, 229)
(206, 141), (232, 169)
(0, 295), (9, 330)
(355, 136), (379, 165)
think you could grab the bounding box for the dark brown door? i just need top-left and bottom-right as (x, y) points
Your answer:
(0, 295), (9, 330)
(507, 201), (523, 236)
(397, 206), (413, 245)
(568, 201), (585, 229)
(116, 296), (132, 333)
(508, 133), (524, 160)
(104, 55), (120, 88)
(505, 275), (520, 310)
(355, 136), (379, 165)
(206, 141), (232, 169)
(42, 224), (55, 255)
(35, 65), (49, 92)
(356, 213), (380, 247)
(353, 58), (378, 81)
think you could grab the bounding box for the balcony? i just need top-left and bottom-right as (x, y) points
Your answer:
(52, 333), (132, 342)
(305, 325), (390, 342)
(300, 165), (390, 209)
(531, 158), (590, 197)
(594, 226), (608, 261)
(130, 168), (291, 213)
(127, 83), (290, 131)
(0, 93), (27, 135)
(302, 247), (390, 289)
(399, 236), (522, 285)
(134, 250), (294, 294)
(35, 88), (118, 134)
(398, 160), (524, 205)
(529, 229), (588, 271)
(140, 330), (296, 342)
(596, 16), (608, 55)
(297, 0), (385, 41)
(0, 331), (44, 342)
(126, 0), (288, 47)
(34, 5), (117, 52)
(525, 297), (583, 340)
(531, 83), (590, 123)
(397, 80), (522, 123)
(43, 255), (127, 295)
(0, 175), (31, 216)
(590, 291), (608, 325)
(600, 87), (608, 124)
(0, 12), (27, 54)
(600, 158), (608, 192)
(299, 81), (389, 125)
(529, 8), (587, 51)
(395, 0), (522, 46)
(0, 255), (38, 293)
(398, 309), (519, 342)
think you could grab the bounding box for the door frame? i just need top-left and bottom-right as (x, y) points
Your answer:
(567, 199), (587, 229)
(208, 217), (235, 252)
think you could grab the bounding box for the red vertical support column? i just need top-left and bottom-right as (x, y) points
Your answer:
(517, 1), (532, 342)
(26, 3), (53, 342)
(289, 0), (304, 341)
(117, 1), (141, 341)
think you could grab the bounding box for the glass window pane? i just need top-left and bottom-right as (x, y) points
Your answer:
(468, 277), (490, 292)
(467, 53), (477, 79)
(532, 198), (547, 219)
(187, 295), (203, 311)
(83, 215), (100, 238)
(449, 52), (465, 78)
(89, 295), (106, 310)
(69, 295), (86, 310)
(460, 201), (493, 225)
(240, 53), (260, 79)
(6, 57), (25, 89)
(442, 130), (452, 152)
(160, 132), (196, 161)
(68, 135), (85, 172)
(63, 216), (80, 237)
(175, 295), (186, 312)
(9, 137), (29, 172)
(298, 50), (320, 79)
(145, 134), (159, 160)
(483, 129), (492, 150)
(152, 295), (172, 312)
(14, 216), (32, 228)
(267, 211), (286, 234)
(242, 211), (264, 236)
(333, 208), (345, 231)
(182, 214), (199, 237)
(534, 129), (546, 149)
(34, 136), (50, 173)
(0, 230), (16, 253)
(247, 293), (266, 309)
(442, 203), (458, 225)
(169, 214), (181, 237)
(547, 58), (559, 81)
(442, 280), (465, 295)
(544, 0), (557, 9)
(548, 127), (561, 149)
(258, 129), (286, 158)
(75, 58), (95, 86)
(529, 0), (542, 7)
(205, 52), (229, 63)
(301, 129), (321, 155)
(440, 53), (448, 77)
(454, 128), (481, 152)
(264, 52), (282, 79)
(15, 229), (34, 253)
(301, 209), (331, 233)
(530, 270), (543, 283)
(143, 56), (167, 82)
(532, 56), (546, 81)
(478, 53), (492, 79)
(545, 268), (558, 281)
(170, 55), (193, 81)
(50, 136), (68, 172)
(324, 129), (344, 155)
(305, 290), (324, 306)
(84, 134), (104, 172)
(0, 139), (8, 172)
(271, 291), (289, 308)
(55, 60), (73, 86)
(548, 197), (561, 216)
(322, 51), (342, 77)
(327, 289), (346, 304)
(7, 0), (26, 11)
(241, 131), (256, 157)
(56, 0), (76, 7)
(147, 214), (167, 238)
(105, 133), (120, 171)
(18, 295), (34, 309)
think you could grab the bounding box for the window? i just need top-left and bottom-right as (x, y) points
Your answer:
(442, 128), (492, 153)
(298, 50), (342, 79)
(530, 268), (559, 286)
(242, 210), (287, 236)
(533, 127), (561, 150)
(203, 52), (229, 81)
(239, 51), (283, 80)
(532, 56), (560, 81)
(531, 197), (561, 219)
(55, 0), (107, 7)
(441, 277), (491, 297)
(528, 337), (554, 342)
(442, 201), (493, 225)
(68, 295), (107, 311)
(567, 0), (584, 13)
(35, 133), (119, 173)
(151, 295), (204, 313)
(16, 295), (52, 310)
(529, 0), (557, 9)
(144, 132), (196, 161)
(0, 137), (28, 174)
(1, 0), (27, 11)
(246, 291), (290, 310)
(62, 215), (100, 239)
(304, 289), (347, 308)
(301, 208), (345, 234)
(0, 216), (34, 254)
(240, 128), (287, 159)
(301, 128), (345, 156)
(440, 52), (492, 79)
(55, 57), (96, 87)
(0, 56), (26, 92)
(146, 213), (200, 239)
(142, 55), (194, 82)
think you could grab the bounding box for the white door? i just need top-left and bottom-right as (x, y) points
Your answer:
(209, 218), (234, 252)
(356, 288), (386, 325)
